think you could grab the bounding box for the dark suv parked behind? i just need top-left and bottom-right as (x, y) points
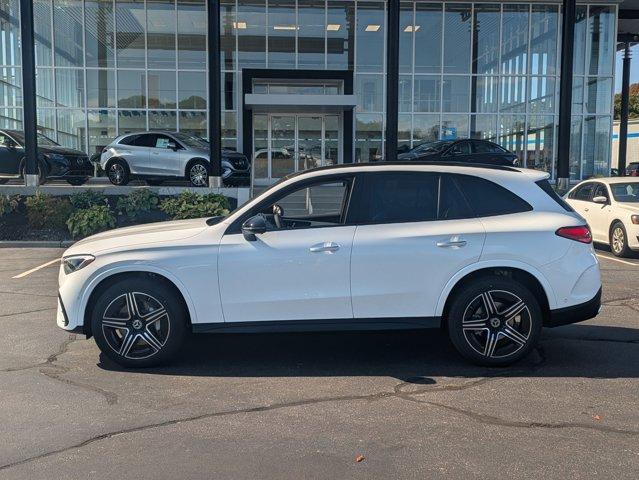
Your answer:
(397, 139), (518, 166)
(0, 130), (93, 185)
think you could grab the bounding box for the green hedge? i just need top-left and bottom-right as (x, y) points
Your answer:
(13, 189), (232, 239)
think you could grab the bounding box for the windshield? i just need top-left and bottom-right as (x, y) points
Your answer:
(411, 141), (450, 153)
(9, 132), (59, 147)
(610, 182), (639, 203)
(172, 132), (209, 149)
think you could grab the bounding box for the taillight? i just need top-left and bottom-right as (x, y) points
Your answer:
(555, 225), (592, 244)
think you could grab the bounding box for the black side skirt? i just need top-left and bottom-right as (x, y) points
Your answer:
(192, 317), (442, 334)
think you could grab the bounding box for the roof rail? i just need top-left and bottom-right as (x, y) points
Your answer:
(300, 161), (521, 175)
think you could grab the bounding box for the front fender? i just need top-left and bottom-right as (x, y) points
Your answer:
(75, 262), (200, 328)
(434, 259), (557, 317)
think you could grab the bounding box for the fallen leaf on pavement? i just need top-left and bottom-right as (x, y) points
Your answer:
(355, 454), (365, 463)
(592, 414), (602, 421)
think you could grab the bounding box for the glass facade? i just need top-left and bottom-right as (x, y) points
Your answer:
(0, 0), (618, 181)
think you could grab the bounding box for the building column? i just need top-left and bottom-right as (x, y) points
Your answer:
(384, 0), (400, 162)
(19, 0), (38, 186)
(207, 0), (222, 187)
(556, 0), (576, 191)
(619, 42), (632, 177)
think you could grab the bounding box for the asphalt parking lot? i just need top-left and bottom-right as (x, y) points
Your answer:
(0, 248), (638, 479)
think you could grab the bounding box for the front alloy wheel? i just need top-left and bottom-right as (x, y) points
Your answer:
(91, 277), (186, 367)
(610, 222), (630, 257)
(189, 161), (209, 187)
(447, 276), (542, 366)
(101, 292), (171, 360)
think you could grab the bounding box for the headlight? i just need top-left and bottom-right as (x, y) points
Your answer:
(62, 255), (95, 274)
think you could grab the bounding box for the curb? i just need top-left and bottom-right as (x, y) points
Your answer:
(0, 240), (75, 248)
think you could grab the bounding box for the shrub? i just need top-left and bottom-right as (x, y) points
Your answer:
(116, 188), (160, 219)
(69, 190), (107, 209)
(25, 191), (73, 229)
(67, 205), (116, 238)
(0, 194), (20, 217)
(160, 191), (230, 220)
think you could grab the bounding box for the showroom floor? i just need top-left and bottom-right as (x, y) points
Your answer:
(0, 247), (638, 479)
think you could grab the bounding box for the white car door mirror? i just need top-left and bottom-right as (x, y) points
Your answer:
(592, 195), (608, 205)
(241, 214), (268, 241)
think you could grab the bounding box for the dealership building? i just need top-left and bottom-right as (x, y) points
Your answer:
(0, 0), (632, 187)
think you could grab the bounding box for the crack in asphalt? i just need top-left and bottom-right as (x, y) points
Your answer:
(399, 396), (639, 437)
(0, 335), (119, 405)
(0, 307), (56, 318)
(0, 289), (57, 298)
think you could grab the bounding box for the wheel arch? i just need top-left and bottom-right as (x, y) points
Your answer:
(437, 262), (554, 324)
(184, 157), (210, 177)
(104, 156), (129, 172)
(609, 219), (625, 238)
(80, 266), (196, 338)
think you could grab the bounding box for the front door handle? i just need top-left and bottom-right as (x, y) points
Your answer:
(584, 207), (589, 212)
(309, 242), (340, 253)
(436, 237), (467, 248)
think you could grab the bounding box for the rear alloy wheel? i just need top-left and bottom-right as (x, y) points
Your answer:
(188, 160), (209, 187)
(447, 276), (542, 366)
(107, 159), (129, 186)
(91, 277), (187, 368)
(610, 222), (631, 257)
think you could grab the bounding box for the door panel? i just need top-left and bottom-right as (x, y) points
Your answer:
(148, 135), (180, 176)
(351, 219), (486, 318)
(588, 183), (613, 242)
(218, 226), (356, 322)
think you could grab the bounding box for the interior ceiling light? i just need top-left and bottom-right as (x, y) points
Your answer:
(326, 24), (341, 31)
(365, 24), (381, 32)
(233, 21), (247, 29)
(274, 24), (298, 31)
(404, 25), (420, 32)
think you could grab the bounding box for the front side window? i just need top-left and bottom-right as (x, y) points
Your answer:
(571, 183), (595, 201)
(154, 135), (175, 149)
(453, 174), (532, 217)
(448, 141), (471, 156)
(255, 178), (350, 230)
(591, 183), (609, 201)
(350, 172), (438, 224)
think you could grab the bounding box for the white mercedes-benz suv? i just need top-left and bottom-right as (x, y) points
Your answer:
(57, 163), (602, 368)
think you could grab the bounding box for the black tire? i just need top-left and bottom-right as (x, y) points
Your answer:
(106, 158), (130, 186)
(91, 277), (187, 368)
(610, 221), (632, 258)
(67, 178), (87, 186)
(187, 160), (209, 187)
(447, 276), (542, 367)
(146, 179), (163, 186)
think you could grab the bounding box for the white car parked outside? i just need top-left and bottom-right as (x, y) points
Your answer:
(57, 163), (602, 368)
(565, 178), (639, 257)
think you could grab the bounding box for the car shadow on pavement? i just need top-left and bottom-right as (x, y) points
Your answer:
(97, 323), (639, 381)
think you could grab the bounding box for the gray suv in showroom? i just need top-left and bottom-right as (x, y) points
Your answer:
(99, 131), (250, 187)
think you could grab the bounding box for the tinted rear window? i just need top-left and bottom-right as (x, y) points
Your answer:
(536, 179), (574, 212)
(454, 174), (532, 217)
(352, 172), (438, 224)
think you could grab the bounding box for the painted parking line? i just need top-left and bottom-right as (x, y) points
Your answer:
(12, 258), (61, 279)
(595, 253), (639, 267)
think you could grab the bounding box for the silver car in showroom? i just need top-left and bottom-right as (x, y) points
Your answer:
(99, 131), (250, 187)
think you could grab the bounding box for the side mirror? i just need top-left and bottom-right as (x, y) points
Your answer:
(241, 214), (267, 241)
(3, 139), (16, 149)
(592, 195), (608, 205)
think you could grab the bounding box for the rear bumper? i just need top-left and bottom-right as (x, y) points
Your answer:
(545, 287), (602, 327)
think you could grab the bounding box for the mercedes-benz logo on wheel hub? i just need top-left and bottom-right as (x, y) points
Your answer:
(132, 319), (143, 330)
(490, 318), (501, 328)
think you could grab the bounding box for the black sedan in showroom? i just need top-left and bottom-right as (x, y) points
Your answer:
(0, 129), (93, 185)
(397, 139), (519, 166)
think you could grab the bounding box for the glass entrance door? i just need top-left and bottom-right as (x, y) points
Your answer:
(252, 113), (342, 185)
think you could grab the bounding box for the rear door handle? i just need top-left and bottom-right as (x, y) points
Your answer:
(309, 242), (340, 253)
(436, 237), (467, 248)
